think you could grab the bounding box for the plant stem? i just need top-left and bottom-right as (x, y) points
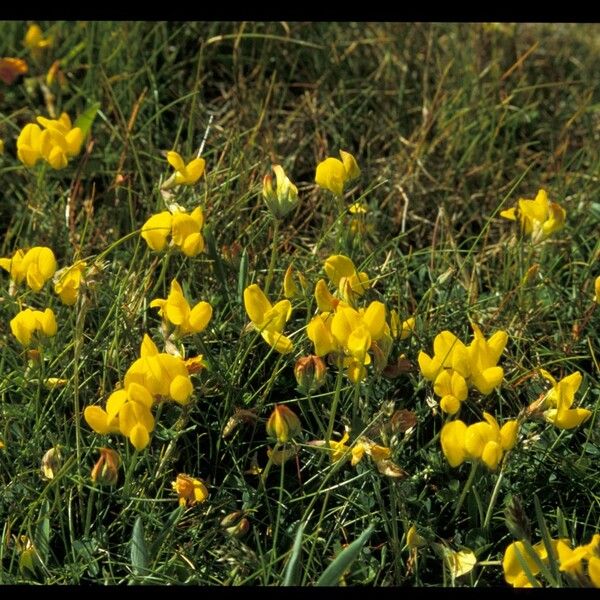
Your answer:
(325, 367), (344, 445)
(264, 218), (280, 297)
(453, 461), (478, 519)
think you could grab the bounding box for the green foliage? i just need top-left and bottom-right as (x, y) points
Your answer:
(0, 21), (599, 586)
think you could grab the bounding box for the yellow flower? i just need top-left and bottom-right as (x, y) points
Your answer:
(283, 263), (307, 299)
(0, 57), (28, 85)
(390, 311), (415, 340)
(263, 164), (299, 219)
(54, 260), (86, 305)
(40, 447), (62, 480)
(324, 254), (370, 304)
(418, 331), (470, 383)
(124, 335), (194, 405)
(503, 539), (560, 587)
(171, 206), (205, 256)
(266, 404), (301, 443)
(315, 150), (360, 196)
(243, 283), (293, 354)
(141, 211), (172, 251)
(162, 151), (205, 189)
(17, 113), (84, 169)
(328, 430), (351, 462)
(440, 412), (518, 470)
(406, 525), (426, 549)
(10, 308), (57, 346)
(150, 279), (212, 336)
(172, 473), (209, 507)
(24, 24), (52, 60)
(0, 246), (57, 292)
(91, 447), (120, 486)
(539, 370), (591, 429)
(594, 275), (600, 304)
(466, 323), (508, 395)
(307, 312), (338, 357)
(500, 189), (566, 243)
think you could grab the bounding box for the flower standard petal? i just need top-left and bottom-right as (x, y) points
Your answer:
(440, 420), (468, 467)
(141, 211), (172, 251)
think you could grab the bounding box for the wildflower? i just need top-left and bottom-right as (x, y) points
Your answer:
(124, 335), (194, 405)
(172, 473), (209, 507)
(243, 283), (293, 354)
(315, 150), (360, 196)
(594, 275), (600, 304)
(10, 308), (57, 346)
(0, 246), (57, 292)
(0, 57), (28, 84)
(44, 377), (68, 389)
(140, 211), (172, 251)
(23, 24), (52, 60)
(390, 310), (415, 340)
(150, 279), (212, 336)
(328, 430), (351, 462)
(324, 254), (370, 304)
(40, 447), (62, 480)
(17, 112), (84, 169)
(407, 525), (427, 549)
(500, 189), (566, 243)
(162, 151), (205, 190)
(466, 323), (508, 395)
(266, 404), (301, 443)
(54, 260), (86, 305)
(294, 355), (327, 393)
(539, 370), (591, 429)
(91, 447), (120, 486)
(263, 164), (299, 218)
(307, 312), (338, 357)
(444, 548), (477, 578)
(283, 263), (307, 299)
(418, 331), (470, 383)
(503, 539), (560, 587)
(440, 412), (518, 470)
(314, 279), (339, 312)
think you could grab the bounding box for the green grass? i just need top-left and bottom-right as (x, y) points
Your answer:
(0, 21), (599, 586)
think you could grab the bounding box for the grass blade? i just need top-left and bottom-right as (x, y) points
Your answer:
(283, 520), (306, 586)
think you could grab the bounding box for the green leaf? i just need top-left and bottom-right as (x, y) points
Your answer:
(316, 523), (375, 586)
(283, 520), (306, 586)
(35, 499), (50, 565)
(74, 102), (100, 138)
(130, 516), (149, 576)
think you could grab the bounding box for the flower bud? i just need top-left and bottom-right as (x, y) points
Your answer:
(220, 510), (245, 528)
(266, 404), (301, 443)
(262, 164), (299, 219)
(294, 355), (327, 393)
(226, 517), (250, 538)
(41, 447), (62, 480)
(91, 447), (120, 486)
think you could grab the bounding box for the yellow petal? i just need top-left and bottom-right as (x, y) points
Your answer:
(440, 420), (468, 467)
(166, 151), (186, 172)
(170, 375), (193, 405)
(588, 556), (600, 587)
(315, 157), (346, 196)
(244, 284), (272, 325)
(128, 424), (150, 451)
(261, 329), (293, 354)
(500, 420), (518, 451)
(141, 211), (172, 251)
(339, 149), (360, 180)
(184, 157), (205, 184)
(84, 406), (111, 434)
(188, 301), (212, 333)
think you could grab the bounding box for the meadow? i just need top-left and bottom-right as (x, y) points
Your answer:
(0, 21), (599, 586)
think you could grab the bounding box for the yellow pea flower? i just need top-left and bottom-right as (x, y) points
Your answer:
(467, 323), (507, 395)
(0, 246), (57, 292)
(266, 404), (301, 443)
(390, 310), (415, 340)
(10, 308), (57, 346)
(328, 430), (351, 462)
(16, 123), (44, 167)
(141, 211), (173, 251)
(539, 370), (591, 429)
(418, 331), (470, 383)
(243, 283), (293, 354)
(171, 206), (205, 257)
(172, 473), (209, 507)
(24, 24), (52, 60)
(54, 260), (86, 305)
(150, 279), (212, 336)
(283, 263), (307, 299)
(314, 278), (339, 312)
(315, 149), (360, 196)
(40, 447), (62, 480)
(500, 189), (566, 243)
(324, 254), (370, 304)
(433, 370), (468, 415)
(263, 164), (299, 219)
(307, 312), (338, 357)
(162, 151), (205, 189)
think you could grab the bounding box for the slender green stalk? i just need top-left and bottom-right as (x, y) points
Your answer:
(453, 462), (479, 520)
(264, 217), (280, 297)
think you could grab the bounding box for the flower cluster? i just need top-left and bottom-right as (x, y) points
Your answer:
(503, 533), (600, 587)
(17, 112), (84, 170)
(306, 254), (412, 383)
(418, 323), (508, 415)
(0, 246), (57, 293)
(500, 188), (566, 244)
(440, 412), (518, 471)
(161, 151), (205, 190)
(141, 205), (205, 257)
(84, 335), (199, 450)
